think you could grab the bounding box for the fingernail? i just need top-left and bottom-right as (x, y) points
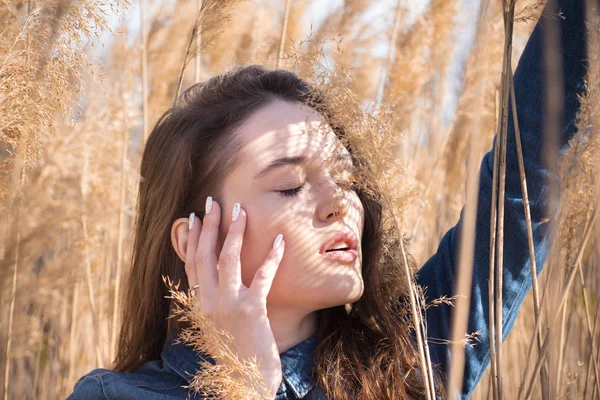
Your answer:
(232, 202), (240, 221)
(188, 212), (195, 230)
(205, 196), (213, 214)
(273, 233), (283, 249)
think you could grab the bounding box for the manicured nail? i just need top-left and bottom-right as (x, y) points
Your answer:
(188, 212), (195, 230)
(232, 202), (240, 221)
(205, 196), (213, 214)
(273, 233), (283, 249)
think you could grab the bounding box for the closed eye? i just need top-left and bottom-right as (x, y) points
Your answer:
(278, 183), (305, 197)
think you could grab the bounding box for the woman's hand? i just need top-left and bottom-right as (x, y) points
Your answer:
(185, 197), (285, 397)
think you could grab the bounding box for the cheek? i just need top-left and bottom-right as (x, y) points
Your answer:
(238, 212), (287, 287)
(238, 233), (269, 288)
(238, 213), (311, 288)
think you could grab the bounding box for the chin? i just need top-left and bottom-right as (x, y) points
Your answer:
(346, 287), (364, 305)
(319, 277), (364, 308)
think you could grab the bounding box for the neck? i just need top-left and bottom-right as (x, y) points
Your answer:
(266, 306), (318, 354)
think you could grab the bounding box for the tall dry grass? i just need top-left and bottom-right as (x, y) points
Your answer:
(0, 0), (598, 399)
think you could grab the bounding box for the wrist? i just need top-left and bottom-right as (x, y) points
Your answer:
(259, 368), (282, 398)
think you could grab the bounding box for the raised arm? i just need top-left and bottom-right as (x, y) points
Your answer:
(415, 0), (589, 397)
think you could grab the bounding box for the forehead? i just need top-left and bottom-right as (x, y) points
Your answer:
(233, 99), (348, 168)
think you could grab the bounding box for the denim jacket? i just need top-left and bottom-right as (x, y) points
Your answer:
(65, 332), (325, 400)
(66, 0), (589, 398)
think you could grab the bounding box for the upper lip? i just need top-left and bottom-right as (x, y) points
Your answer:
(319, 231), (358, 254)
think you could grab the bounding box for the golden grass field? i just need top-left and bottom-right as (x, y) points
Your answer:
(0, 0), (598, 398)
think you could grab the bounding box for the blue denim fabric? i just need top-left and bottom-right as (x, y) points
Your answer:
(66, 0), (589, 398)
(66, 332), (326, 400)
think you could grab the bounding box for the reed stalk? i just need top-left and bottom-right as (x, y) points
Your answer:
(3, 232), (19, 400)
(140, 0), (149, 143)
(488, 85), (501, 400)
(111, 118), (129, 363)
(67, 282), (80, 390)
(174, 0), (248, 100)
(523, 328), (551, 400)
(509, 53), (549, 400)
(555, 296), (568, 397)
(195, 0), (203, 81)
(399, 238), (434, 400)
(80, 137), (104, 365)
(276, 0), (291, 69)
(31, 332), (44, 397)
(446, 125), (481, 398)
(489, 3), (518, 398)
(175, 19), (197, 100)
(537, 2), (563, 397)
(583, 305), (600, 398)
(2, 166), (26, 400)
(81, 212), (103, 366)
(374, 0), (403, 111)
(416, 289), (437, 397)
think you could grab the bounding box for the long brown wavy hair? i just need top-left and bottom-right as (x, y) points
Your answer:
(113, 64), (445, 399)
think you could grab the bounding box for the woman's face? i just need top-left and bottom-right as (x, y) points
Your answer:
(218, 99), (365, 311)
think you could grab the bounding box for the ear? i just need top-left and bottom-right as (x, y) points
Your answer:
(171, 217), (190, 263)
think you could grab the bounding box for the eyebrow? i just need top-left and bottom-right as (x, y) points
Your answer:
(254, 152), (352, 180)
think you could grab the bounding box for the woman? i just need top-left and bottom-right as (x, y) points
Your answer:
(67, 0), (589, 398)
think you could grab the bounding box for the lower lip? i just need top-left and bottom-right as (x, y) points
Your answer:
(321, 249), (358, 263)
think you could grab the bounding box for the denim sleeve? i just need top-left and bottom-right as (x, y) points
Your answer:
(65, 370), (107, 400)
(414, 0), (588, 398)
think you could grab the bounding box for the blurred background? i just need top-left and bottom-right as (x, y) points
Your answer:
(0, 0), (598, 398)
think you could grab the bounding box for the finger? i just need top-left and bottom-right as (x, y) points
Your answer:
(184, 212), (201, 293)
(248, 234), (285, 299)
(218, 202), (245, 297)
(196, 196), (220, 294)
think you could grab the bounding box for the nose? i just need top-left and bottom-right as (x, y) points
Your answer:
(318, 184), (349, 222)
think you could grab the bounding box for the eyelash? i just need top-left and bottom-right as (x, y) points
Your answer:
(279, 183), (305, 197)
(278, 181), (358, 198)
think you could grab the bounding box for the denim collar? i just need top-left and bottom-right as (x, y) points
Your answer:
(161, 331), (320, 399)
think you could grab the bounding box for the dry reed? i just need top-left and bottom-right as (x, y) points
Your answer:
(0, 0), (598, 399)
